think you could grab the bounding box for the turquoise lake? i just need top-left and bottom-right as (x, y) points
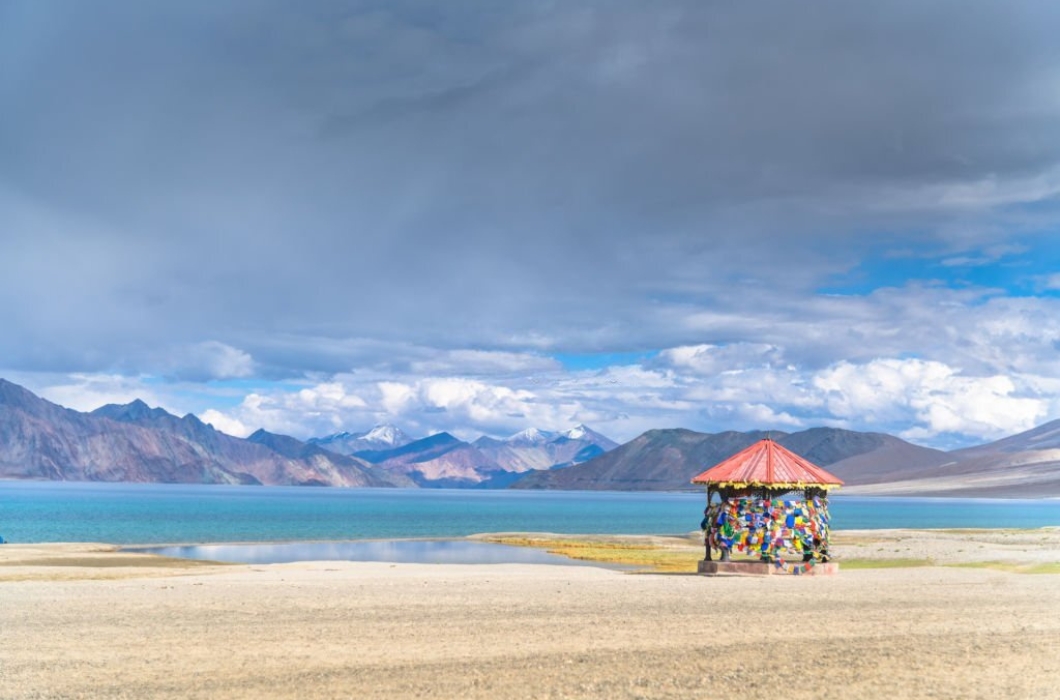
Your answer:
(2, 481), (1059, 545)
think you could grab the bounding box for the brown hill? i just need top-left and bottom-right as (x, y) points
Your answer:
(844, 420), (1060, 497)
(784, 428), (951, 484)
(513, 429), (768, 490)
(513, 427), (952, 491)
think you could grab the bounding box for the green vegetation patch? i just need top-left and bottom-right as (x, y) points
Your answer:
(837, 558), (935, 570)
(481, 535), (701, 573)
(944, 561), (1060, 574)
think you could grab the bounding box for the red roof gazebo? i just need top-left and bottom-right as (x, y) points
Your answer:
(691, 439), (843, 575)
(691, 438), (844, 492)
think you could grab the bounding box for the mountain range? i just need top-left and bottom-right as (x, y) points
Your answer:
(2, 378), (1059, 496)
(342, 424), (618, 488)
(0, 380), (398, 487)
(0, 380), (614, 489)
(513, 424), (1060, 497)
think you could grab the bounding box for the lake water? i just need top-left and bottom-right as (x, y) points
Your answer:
(2, 481), (1059, 545)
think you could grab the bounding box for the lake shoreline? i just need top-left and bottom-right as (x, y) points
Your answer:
(3, 526), (1058, 575)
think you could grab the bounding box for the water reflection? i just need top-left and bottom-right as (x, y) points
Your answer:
(138, 539), (597, 566)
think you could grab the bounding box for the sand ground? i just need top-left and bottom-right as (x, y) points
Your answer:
(2, 531), (1059, 700)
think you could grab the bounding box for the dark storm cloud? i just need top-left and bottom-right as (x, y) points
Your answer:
(2, 0), (1060, 376)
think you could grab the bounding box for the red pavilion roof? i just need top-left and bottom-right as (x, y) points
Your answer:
(690, 439), (844, 490)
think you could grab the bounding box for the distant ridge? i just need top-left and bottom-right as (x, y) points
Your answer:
(473, 424), (618, 473)
(355, 432), (510, 488)
(306, 423), (620, 486)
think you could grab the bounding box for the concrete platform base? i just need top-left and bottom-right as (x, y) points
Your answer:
(697, 560), (839, 576)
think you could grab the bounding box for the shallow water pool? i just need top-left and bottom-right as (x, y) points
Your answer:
(134, 539), (602, 567)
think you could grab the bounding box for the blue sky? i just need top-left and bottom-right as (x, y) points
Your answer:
(819, 236), (1060, 297)
(3, 1), (1060, 448)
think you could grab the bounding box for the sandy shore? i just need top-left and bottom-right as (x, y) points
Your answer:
(3, 531), (1060, 699)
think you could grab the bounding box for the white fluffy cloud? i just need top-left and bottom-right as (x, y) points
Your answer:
(198, 409), (250, 438)
(30, 373), (167, 414)
(206, 376), (550, 440)
(813, 359), (1046, 441)
(182, 343), (1055, 448)
(211, 384), (373, 438)
(657, 343), (786, 374)
(163, 341), (255, 381)
(3, 338), (1050, 451)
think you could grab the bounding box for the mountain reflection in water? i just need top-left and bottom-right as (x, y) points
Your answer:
(138, 539), (600, 566)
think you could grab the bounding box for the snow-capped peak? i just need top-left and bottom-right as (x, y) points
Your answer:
(563, 424), (589, 440)
(363, 424), (406, 446)
(507, 427), (555, 444)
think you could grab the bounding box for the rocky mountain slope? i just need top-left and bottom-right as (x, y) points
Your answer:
(0, 380), (399, 487)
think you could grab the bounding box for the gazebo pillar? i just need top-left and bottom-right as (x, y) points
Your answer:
(703, 486), (713, 561)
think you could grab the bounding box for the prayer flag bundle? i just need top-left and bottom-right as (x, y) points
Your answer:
(707, 496), (831, 565)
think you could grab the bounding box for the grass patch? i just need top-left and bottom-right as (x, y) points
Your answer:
(481, 536), (701, 573)
(838, 558), (935, 570)
(945, 561), (1060, 575)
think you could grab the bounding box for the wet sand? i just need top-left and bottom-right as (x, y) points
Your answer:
(2, 531), (1059, 699)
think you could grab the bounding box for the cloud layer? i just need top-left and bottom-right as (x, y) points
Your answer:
(3, 2), (1060, 447)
